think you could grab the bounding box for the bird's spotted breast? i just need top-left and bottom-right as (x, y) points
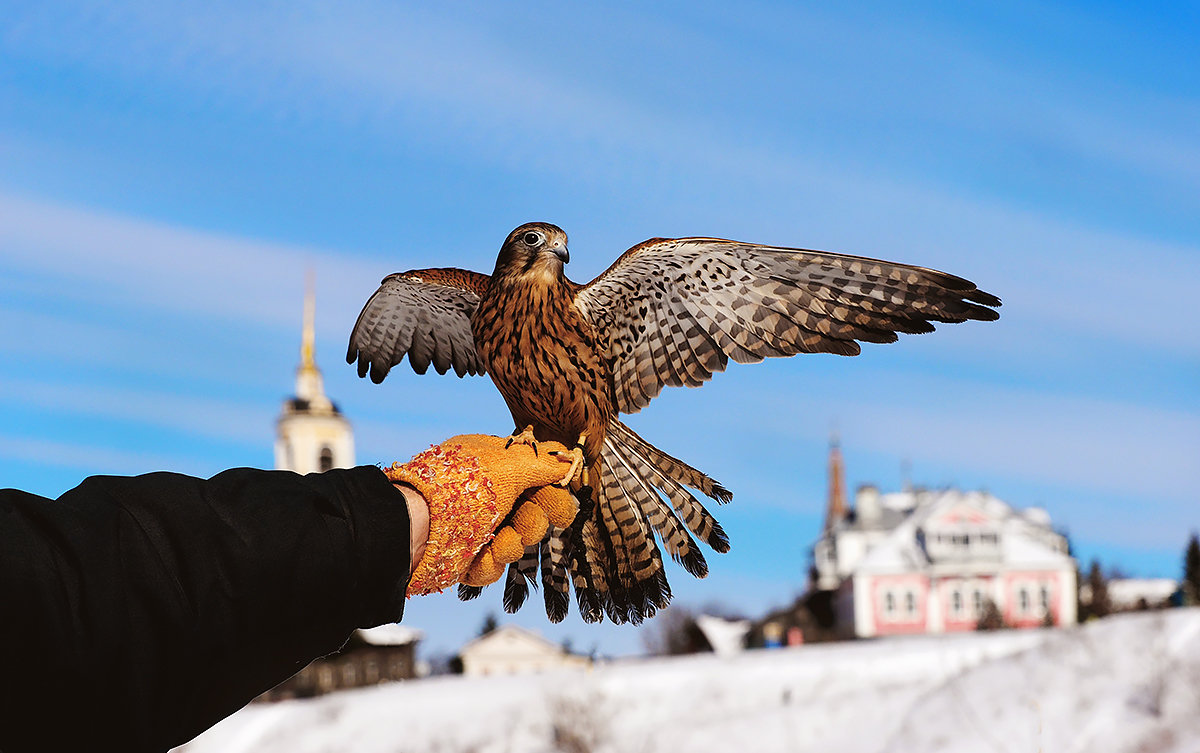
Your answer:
(471, 279), (611, 460)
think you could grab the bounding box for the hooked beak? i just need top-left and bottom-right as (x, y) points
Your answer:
(550, 241), (569, 264)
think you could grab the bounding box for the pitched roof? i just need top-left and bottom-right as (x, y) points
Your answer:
(357, 623), (423, 646)
(851, 489), (1071, 574)
(458, 624), (563, 657)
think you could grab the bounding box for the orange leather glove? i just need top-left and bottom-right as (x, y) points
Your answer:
(385, 434), (578, 596)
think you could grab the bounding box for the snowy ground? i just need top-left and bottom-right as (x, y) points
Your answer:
(177, 609), (1200, 753)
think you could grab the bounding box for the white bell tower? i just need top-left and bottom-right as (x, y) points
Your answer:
(275, 273), (355, 474)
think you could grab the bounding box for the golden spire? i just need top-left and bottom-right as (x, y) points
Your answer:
(292, 269), (331, 409)
(300, 268), (317, 374)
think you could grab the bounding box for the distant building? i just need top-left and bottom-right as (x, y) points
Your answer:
(748, 590), (839, 648)
(258, 624), (422, 701)
(275, 276), (354, 473)
(811, 440), (1077, 638)
(458, 625), (591, 676)
(1082, 578), (1179, 612)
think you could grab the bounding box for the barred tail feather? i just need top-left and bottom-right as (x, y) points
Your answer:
(502, 547), (539, 613)
(594, 461), (671, 625)
(541, 534), (571, 623)
(595, 485), (640, 623)
(608, 420), (730, 552)
(605, 436), (709, 578)
(608, 420), (733, 503)
(457, 583), (483, 601)
(564, 489), (606, 623)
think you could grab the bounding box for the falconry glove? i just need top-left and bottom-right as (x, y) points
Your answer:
(385, 434), (578, 595)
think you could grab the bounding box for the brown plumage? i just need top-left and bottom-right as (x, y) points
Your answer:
(348, 222), (1001, 624)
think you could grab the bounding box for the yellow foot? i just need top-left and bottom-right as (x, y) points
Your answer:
(505, 425), (539, 455)
(555, 434), (587, 487)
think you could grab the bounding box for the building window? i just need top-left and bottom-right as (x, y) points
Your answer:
(884, 591), (896, 618)
(317, 665), (334, 691)
(905, 590), (917, 617)
(1018, 587), (1030, 615)
(319, 446), (334, 472)
(951, 589), (963, 617)
(1039, 585), (1050, 613)
(972, 589), (984, 616)
(389, 657), (408, 678)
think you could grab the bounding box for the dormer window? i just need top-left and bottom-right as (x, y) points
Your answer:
(319, 446), (334, 472)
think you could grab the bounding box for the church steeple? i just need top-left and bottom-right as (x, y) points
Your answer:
(275, 272), (354, 474)
(294, 271), (331, 410)
(823, 433), (848, 533)
(300, 269), (316, 371)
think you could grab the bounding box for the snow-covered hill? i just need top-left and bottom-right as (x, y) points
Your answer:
(177, 609), (1200, 753)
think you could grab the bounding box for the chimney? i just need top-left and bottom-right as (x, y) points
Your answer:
(856, 484), (881, 526)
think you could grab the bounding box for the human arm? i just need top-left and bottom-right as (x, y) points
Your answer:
(0, 466), (413, 753)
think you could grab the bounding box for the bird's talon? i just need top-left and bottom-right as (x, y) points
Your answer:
(506, 425), (540, 455)
(556, 434), (587, 487)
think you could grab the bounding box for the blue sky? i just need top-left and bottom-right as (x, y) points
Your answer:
(1, 1), (1197, 657)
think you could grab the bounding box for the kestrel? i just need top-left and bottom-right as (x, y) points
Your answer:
(347, 223), (1000, 624)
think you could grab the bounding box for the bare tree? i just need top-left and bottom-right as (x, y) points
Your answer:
(641, 605), (709, 655)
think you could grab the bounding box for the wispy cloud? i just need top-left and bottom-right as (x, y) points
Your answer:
(0, 376), (273, 446)
(0, 191), (384, 334)
(7, 2), (1198, 218)
(0, 434), (207, 480)
(724, 371), (1199, 504)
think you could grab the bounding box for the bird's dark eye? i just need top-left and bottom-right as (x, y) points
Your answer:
(523, 232), (543, 246)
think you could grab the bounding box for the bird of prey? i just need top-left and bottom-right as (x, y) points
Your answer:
(347, 223), (1000, 624)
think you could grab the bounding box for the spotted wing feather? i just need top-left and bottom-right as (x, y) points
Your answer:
(347, 268), (490, 382)
(574, 239), (1001, 414)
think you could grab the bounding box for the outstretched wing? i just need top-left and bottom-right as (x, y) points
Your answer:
(347, 268), (491, 382)
(574, 238), (1000, 414)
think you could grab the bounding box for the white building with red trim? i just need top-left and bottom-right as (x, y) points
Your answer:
(812, 444), (1076, 638)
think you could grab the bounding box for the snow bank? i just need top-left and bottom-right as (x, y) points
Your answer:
(176, 609), (1200, 753)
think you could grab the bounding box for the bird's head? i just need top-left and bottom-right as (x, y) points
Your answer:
(493, 222), (569, 282)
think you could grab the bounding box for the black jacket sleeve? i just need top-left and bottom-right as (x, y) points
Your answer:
(0, 466), (411, 753)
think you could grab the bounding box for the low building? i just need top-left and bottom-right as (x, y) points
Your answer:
(748, 590), (839, 648)
(258, 624), (423, 701)
(1082, 578), (1179, 612)
(812, 440), (1076, 638)
(458, 625), (591, 676)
